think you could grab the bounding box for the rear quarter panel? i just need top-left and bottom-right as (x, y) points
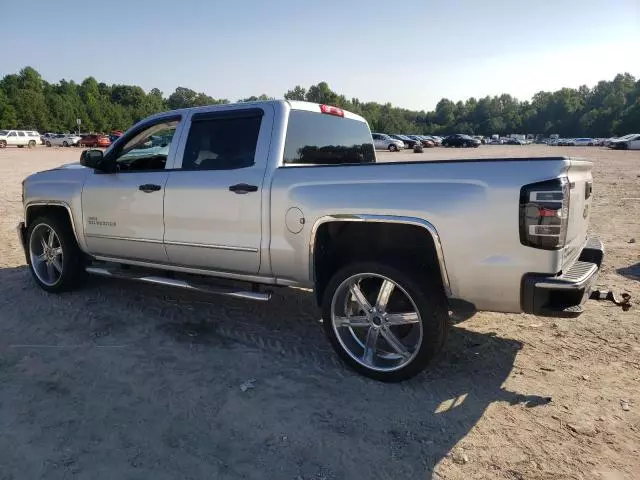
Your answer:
(270, 158), (573, 312)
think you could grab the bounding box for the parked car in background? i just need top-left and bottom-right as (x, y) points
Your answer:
(441, 134), (480, 148)
(406, 135), (434, 148)
(41, 133), (57, 145)
(573, 138), (595, 146)
(371, 133), (404, 151)
(564, 139), (577, 146)
(0, 130), (41, 148)
(79, 134), (111, 148)
(108, 131), (124, 143)
(45, 133), (82, 147)
(505, 138), (525, 145)
(608, 133), (640, 150)
(389, 134), (419, 149)
(425, 135), (442, 146)
(416, 136), (436, 148)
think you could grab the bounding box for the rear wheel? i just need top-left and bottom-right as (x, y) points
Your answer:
(0, 140), (6, 148)
(46, 141), (51, 147)
(62, 141), (69, 147)
(322, 261), (449, 382)
(27, 215), (85, 293)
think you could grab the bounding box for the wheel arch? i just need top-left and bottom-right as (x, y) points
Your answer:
(309, 215), (451, 305)
(25, 202), (81, 246)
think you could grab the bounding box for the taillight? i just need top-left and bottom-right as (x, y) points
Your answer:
(519, 177), (570, 250)
(320, 104), (344, 117)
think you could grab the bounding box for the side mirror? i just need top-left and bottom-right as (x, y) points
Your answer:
(80, 149), (106, 170)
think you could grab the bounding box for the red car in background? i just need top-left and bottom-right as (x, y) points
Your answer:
(79, 134), (111, 148)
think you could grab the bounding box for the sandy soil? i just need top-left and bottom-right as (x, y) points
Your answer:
(0, 145), (638, 480)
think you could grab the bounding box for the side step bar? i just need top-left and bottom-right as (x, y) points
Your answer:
(85, 267), (271, 301)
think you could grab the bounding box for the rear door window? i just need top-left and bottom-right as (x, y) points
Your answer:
(284, 110), (375, 165)
(181, 110), (262, 171)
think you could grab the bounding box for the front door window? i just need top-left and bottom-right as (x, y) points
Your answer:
(113, 121), (179, 172)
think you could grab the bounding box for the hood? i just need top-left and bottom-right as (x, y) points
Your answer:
(57, 162), (86, 169)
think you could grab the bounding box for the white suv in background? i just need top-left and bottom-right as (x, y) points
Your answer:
(371, 133), (404, 151)
(0, 130), (41, 148)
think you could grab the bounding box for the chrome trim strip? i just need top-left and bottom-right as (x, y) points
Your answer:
(309, 214), (452, 297)
(86, 234), (258, 252)
(25, 201), (80, 245)
(91, 255), (280, 285)
(85, 267), (271, 301)
(86, 233), (163, 244)
(164, 240), (258, 253)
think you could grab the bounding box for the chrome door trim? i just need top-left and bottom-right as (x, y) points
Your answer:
(25, 201), (80, 244)
(163, 240), (258, 253)
(87, 235), (260, 252)
(85, 233), (164, 244)
(309, 214), (451, 296)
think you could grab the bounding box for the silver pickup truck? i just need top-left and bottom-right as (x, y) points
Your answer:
(17, 100), (604, 381)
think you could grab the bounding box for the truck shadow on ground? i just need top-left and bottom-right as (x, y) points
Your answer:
(617, 262), (640, 281)
(0, 267), (551, 479)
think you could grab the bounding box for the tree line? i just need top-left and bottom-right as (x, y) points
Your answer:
(1, 67), (638, 137)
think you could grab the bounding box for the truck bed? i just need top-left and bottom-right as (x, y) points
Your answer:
(270, 156), (593, 313)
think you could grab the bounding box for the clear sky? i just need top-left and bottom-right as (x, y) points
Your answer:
(1, 0), (638, 110)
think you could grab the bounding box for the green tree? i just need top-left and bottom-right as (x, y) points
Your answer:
(284, 86), (306, 101)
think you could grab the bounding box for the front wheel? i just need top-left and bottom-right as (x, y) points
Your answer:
(46, 141), (51, 147)
(27, 215), (85, 293)
(322, 262), (449, 382)
(388, 144), (398, 152)
(62, 141), (69, 147)
(28, 140), (36, 148)
(0, 140), (6, 148)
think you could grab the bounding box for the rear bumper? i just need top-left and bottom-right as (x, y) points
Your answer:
(521, 237), (604, 317)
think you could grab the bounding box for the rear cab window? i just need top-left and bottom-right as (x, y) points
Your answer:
(283, 109), (375, 165)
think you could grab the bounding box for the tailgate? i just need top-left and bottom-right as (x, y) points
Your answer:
(563, 159), (593, 268)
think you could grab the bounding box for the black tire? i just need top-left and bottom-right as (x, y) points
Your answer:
(321, 261), (449, 382)
(28, 140), (36, 148)
(26, 214), (85, 293)
(388, 144), (398, 152)
(63, 141), (69, 147)
(0, 140), (6, 148)
(46, 141), (51, 147)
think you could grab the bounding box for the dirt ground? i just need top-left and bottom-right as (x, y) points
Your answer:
(0, 145), (638, 480)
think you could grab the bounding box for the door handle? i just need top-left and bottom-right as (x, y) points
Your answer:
(139, 184), (162, 193)
(229, 183), (258, 194)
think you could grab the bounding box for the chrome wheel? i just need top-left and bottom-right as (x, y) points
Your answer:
(29, 224), (64, 287)
(330, 273), (423, 372)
